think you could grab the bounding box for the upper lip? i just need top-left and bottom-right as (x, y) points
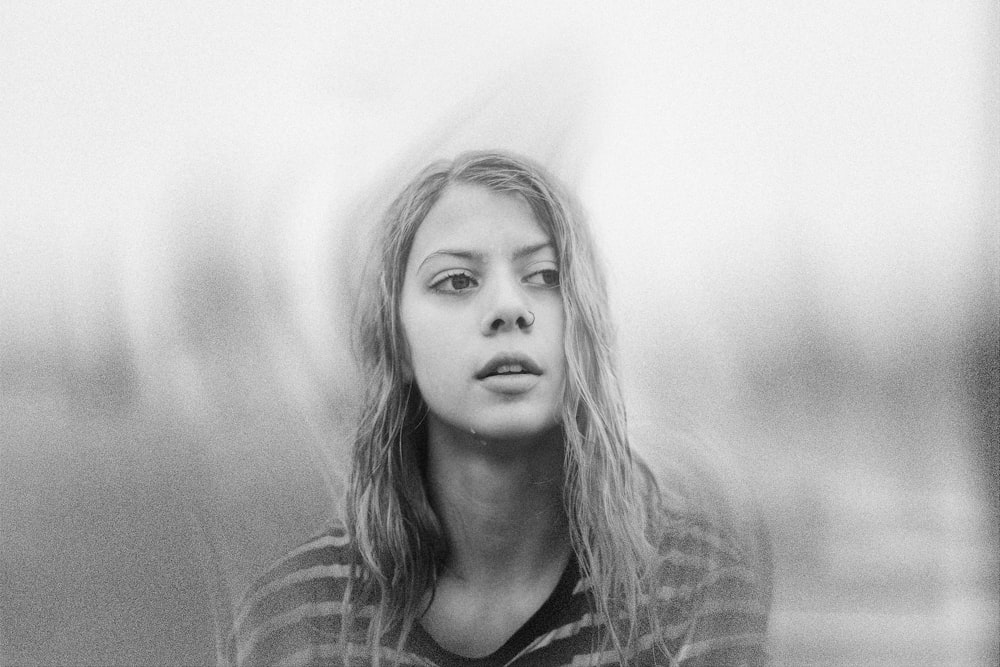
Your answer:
(475, 353), (542, 379)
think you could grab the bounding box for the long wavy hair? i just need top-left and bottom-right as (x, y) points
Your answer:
(343, 151), (664, 665)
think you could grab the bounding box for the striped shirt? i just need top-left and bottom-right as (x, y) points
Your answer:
(232, 501), (770, 667)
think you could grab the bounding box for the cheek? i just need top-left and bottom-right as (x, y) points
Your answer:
(545, 303), (567, 358)
(399, 286), (425, 377)
(401, 311), (454, 382)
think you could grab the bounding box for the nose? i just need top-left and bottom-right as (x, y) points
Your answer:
(481, 277), (534, 334)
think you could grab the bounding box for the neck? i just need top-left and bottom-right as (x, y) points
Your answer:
(425, 418), (571, 587)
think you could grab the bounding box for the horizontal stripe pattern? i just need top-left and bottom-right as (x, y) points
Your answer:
(234, 508), (769, 666)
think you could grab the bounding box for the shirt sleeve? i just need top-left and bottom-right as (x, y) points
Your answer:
(650, 457), (773, 666)
(673, 544), (771, 667)
(229, 527), (356, 667)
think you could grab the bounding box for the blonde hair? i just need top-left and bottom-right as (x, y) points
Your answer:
(344, 151), (664, 664)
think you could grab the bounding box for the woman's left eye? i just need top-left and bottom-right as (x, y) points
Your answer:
(525, 268), (560, 288)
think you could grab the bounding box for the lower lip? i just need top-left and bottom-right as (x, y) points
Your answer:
(478, 373), (540, 394)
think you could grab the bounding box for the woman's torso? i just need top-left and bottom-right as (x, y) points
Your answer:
(232, 496), (770, 667)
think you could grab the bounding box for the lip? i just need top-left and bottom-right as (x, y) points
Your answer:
(478, 373), (541, 395)
(475, 353), (543, 380)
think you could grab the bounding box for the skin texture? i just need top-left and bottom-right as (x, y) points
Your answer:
(400, 183), (572, 657)
(400, 182), (566, 448)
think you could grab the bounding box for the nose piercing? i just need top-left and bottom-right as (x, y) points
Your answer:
(523, 311), (535, 327)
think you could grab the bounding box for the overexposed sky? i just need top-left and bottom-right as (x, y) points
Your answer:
(1, 1), (995, 370)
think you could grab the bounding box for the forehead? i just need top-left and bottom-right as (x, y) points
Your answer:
(408, 183), (550, 259)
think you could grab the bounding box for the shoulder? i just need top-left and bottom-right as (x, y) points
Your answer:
(642, 457), (773, 666)
(231, 521), (357, 667)
(639, 447), (771, 583)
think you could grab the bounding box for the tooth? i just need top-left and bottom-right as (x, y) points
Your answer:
(491, 363), (525, 376)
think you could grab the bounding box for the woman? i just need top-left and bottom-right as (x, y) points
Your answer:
(233, 151), (771, 666)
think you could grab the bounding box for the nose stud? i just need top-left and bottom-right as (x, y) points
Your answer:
(523, 311), (535, 327)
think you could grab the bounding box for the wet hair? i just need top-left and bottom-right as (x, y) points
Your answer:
(344, 150), (665, 664)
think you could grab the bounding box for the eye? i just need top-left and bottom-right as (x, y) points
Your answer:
(525, 268), (560, 288)
(430, 270), (478, 293)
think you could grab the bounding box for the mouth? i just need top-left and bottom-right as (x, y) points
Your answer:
(475, 354), (542, 380)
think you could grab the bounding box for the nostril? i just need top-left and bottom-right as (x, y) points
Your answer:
(485, 310), (532, 333)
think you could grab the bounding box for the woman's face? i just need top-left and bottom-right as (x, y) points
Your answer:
(400, 182), (566, 445)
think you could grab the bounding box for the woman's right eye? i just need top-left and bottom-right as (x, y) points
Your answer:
(430, 270), (478, 293)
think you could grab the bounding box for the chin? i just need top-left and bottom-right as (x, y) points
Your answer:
(468, 414), (562, 443)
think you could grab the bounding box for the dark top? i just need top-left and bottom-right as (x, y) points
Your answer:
(232, 483), (771, 666)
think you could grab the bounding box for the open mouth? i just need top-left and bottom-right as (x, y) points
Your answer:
(492, 363), (529, 376)
(476, 355), (542, 379)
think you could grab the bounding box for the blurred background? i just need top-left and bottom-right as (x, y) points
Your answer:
(2, 2), (997, 665)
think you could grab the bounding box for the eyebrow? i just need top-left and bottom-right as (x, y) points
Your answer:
(416, 242), (554, 272)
